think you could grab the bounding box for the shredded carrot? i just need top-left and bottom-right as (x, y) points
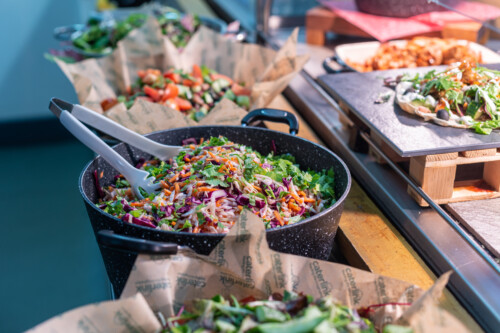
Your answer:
(291, 193), (304, 204)
(303, 197), (315, 203)
(169, 173), (179, 183)
(298, 190), (306, 197)
(99, 171), (104, 178)
(218, 165), (226, 173)
(163, 189), (171, 196)
(289, 202), (301, 212)
(274, 211), (284, 226)
(229, 166), (237, 172)
(199, 137), (204, 144)
(216, 199), (224, 207)
(237, 205), (243, 211)
(171, 222), (176, 226)
(198, 187), (218, 192)
(175, 182), (180, 193)
(130, 202), (144, 207)
(183, 172), (191, 178)
(193, 226), (200, 233)
(160, 180), (170, 189)
(252, 185), (263, 193)
(207, 151), (217, 159)
(184, 157), (191, 162)
(189, 144), (196, 150)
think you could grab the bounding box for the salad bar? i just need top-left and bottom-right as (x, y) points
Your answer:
(12, 0), (500, 332)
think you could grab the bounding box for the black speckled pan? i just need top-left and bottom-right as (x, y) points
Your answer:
(79, 125), (351, 296)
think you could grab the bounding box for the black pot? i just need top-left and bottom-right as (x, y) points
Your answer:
(79, 110), (351, 296)
(355, 0), (444, 18)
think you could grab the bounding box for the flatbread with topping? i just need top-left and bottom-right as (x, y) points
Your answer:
(394, 61), (500, 134)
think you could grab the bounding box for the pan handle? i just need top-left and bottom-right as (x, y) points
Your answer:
(97, 230), (179, 255)
(322, 55), (353, 74)
(241, 108), (299, 135)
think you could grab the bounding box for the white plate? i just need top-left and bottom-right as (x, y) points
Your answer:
(332, 40), (500, 71)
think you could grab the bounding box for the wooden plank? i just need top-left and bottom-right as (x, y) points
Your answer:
(447, 198), (500, 258)
(441, 21), (489, 44)
(305, 6), (371, 40)
(484, 160), (500, 191)
(460, 148), (497, 158)
(409, 156), (456, 200)
(305, 29), (325, 46)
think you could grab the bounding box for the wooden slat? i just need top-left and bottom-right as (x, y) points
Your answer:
(460, 148), (497, 158)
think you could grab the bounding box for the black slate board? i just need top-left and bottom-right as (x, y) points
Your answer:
(318, 64), (500, 157)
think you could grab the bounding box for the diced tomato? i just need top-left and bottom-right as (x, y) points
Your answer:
(137, 70), (146, 78)
(210, 73), (233, 84)
(164, 71), (181, 84)
(161, 83), (179, 102)
(231, 83), (251, 96)
(164, 98), (180, 111)
(101, 98), (118, 112)
(238, 296), (257, 304)
(192, 64), (203, 79)
(174, 97), (193, 111)
(143, 85), (161, 102)
(146, 68), (161, 77)
(182, 77), (203, 87)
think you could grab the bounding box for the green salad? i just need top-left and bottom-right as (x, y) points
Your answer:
(160, 291), (412, 333)
(97, 136), (336, 234)
(72, 10), (201, 55)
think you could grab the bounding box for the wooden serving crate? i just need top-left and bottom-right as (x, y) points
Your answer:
(305, 6), (489, 45)
(369, 132), (500, 206)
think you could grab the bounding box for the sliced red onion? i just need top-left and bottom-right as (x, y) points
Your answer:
(271, 140), (277, 154)
(131, 216), (156, 228)
(181, 137), (197, 145)
(282, 177), (292, 189)
(160, 205), (174, 217)
(122, 213), (155, 228)
(255, 199), (265, 209)
(236, 195), (250, 206)
(180, 14), (195, 32)
(135, 158), (145, 168)
(211, 190), (227, 200)
(121, 199), (133, 212)
(177, 204), (191, 214)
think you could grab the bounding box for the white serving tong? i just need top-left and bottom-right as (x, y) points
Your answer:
(49, 98), (185, 199)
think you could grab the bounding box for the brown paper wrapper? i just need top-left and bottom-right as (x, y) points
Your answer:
(27, 212), (471, 332)
(54, 14), (308, 134)
(120, 210), (470, 332)
(26, 293), (161, 333)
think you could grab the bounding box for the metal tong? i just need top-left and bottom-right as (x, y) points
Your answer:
(49, 98), (185, 199)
